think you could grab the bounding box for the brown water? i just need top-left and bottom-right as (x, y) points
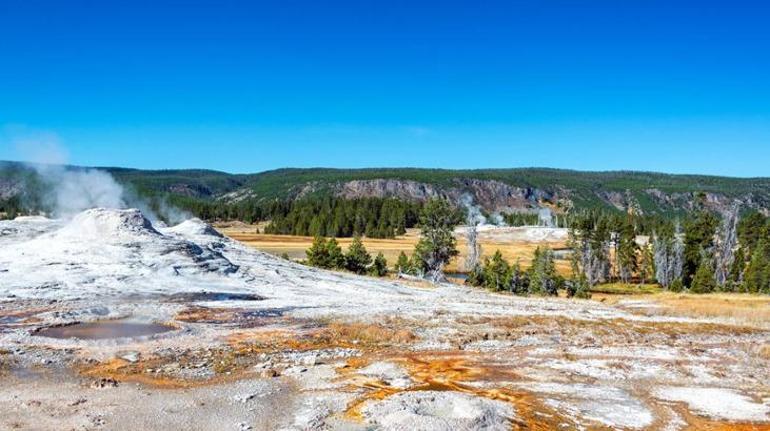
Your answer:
(35, 320), (175, 340)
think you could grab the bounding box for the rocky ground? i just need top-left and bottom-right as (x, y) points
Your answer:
(0, 209), (769, 430)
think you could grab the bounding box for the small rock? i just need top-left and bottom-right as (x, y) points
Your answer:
(300, 355), (317, 366)
(120, 352), (140, 363)
(260, 369), (279, 378)
(69, 398), (87, 407)
(234, 393), (257, 403)
(90, 378), (119, 389)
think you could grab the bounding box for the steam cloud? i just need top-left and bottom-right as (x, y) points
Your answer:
(7, 126), (191, 223)
(460, 194), (486, 226)
(459, 194), (508, 227)
(36, 165), (126, 217)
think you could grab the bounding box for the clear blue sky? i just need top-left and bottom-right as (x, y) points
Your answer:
(1, 1), (769, 176)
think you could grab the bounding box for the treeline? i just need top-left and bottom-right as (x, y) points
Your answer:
(0, 196), (25, 220)
(164, 195), (427, 239)
(463, 248), (580, 297)
(264, 197), (426, 239)
(303, 236), (389, 276)
(567, 204), (770, 294)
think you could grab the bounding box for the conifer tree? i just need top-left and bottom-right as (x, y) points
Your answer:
(669, 277), (684, 292)
(466, 263), (485, 287)
(690, 256), (717, 294)
(616, 218), (639, 283)
(369, 252), (388, 277)
(408, 251), (426, 277)
(639, 244), (654, 284)
(683, 211), (719, 287)
(395, 251), (410, 274)
(306, 237), (331, 268)
(326, 238), (345, 269)
(738, 211), (767, 257)
(744, 241), (770, 293)
(528, 247), (559, 296)
(483, 250), (511, 292)
(344, 236), (372, 274)
(509, 259), (528, 295)
(566, 273), (592, 299)
(414, 198), (459, 282)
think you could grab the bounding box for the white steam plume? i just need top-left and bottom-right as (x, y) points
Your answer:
(459, 194), (486, 226)
(7, 126), (190, 223)
(38, 165), (126, 217)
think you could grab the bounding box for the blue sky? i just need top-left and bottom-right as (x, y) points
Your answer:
(1, 1), (769, 176)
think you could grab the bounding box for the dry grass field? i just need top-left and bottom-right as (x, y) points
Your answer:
(215, 223), (572, 274)
(604, 291), (770, 329)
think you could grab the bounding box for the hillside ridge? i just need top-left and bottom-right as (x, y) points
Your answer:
(2, 161), (770, 216)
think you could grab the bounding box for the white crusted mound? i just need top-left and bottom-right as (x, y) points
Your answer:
(0, 208), (239, 299)
(357, 361), (413, 389)
(165, 218), (223, 239)
(653, 387), (770, 422)
(360, 391), (514, 431)
(53, 208), (160, 242)
(12, 215), (51, 223)
(521, 382), (653, 429)
(455, 225), (568, 242)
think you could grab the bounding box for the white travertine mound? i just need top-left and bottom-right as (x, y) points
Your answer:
(54, 208), (160, 242)
(360, 391), (514, 431)
(165, 218), (224, 239)
(654, 387), (770, 422)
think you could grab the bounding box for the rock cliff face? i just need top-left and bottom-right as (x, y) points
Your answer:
(323, 179), (768, 215)
(339, 179), (443, 202)
(0, 179), (22, 200)
(333, 178), (559, 212)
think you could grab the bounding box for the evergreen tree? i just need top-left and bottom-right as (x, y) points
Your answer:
(738, 211), (767, 257)
(395, 251), (410, 274)
(369, 252), (388, 277)
(414, 198), (459, 282)
(669, 277), (684, 293)
(482, 250), (511, 291)
(682, 211), (719, 287)
(326, 238), (345, 269)
(407, 251), (426, 276)
(306, 237), (331, 268)
(566, 273), (592, 299)
(466, 263), (485, 287)
(344, 236), (372, 274)
(509, 259), (529, 295)
(744, 240), (770, 293)
(528, 247), (559, 296)
(690, 256), (717, 294)
(639, 244), (654, 284)
(616, 218), (639, 283)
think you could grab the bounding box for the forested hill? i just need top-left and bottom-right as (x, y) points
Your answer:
(3, 161), (770, 217)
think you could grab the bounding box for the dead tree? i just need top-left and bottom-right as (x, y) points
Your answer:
(464, 221), (482, 272)
(714, 204), (739, 287)
(653, 221), (684, 288)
